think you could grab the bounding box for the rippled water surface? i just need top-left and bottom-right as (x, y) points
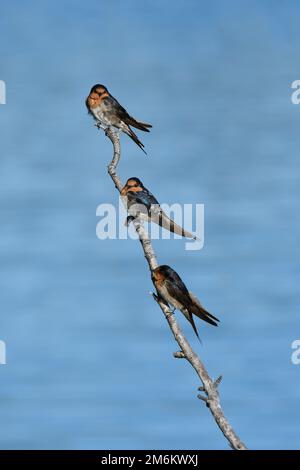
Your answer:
(0, 0), (299, 449)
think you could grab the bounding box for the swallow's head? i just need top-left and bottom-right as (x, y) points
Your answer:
(126, 177), (143, 188)
(90, 84), (108, 96)
(121, 177), (144, 196)
(86, 84), (109, 109)
(152, 265), (172, 284)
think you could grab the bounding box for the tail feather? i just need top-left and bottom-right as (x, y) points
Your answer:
(151, 212), (196, 240)
(188, 313), (200, 340)
(125, 127), (147, 154)
(189, 296), (219, 327)
(138, 121), (152, 128)
(126, 116), (152, 132)
(181, 308), (201, 341)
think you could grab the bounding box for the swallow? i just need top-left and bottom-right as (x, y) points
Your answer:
(121, 177), (197, 239)
(152, 265), (219, 339)
(86, 84), (152, 153)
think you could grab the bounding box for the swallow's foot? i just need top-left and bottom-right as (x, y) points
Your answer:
(151, 291), (168, 310)
(165, 309), (174, 319)
(95, 122), (107, 131)
(105, 125), (117, 138)
(125, 215), (136, 227)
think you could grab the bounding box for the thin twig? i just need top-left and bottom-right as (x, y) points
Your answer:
(101, 126), (247, 450)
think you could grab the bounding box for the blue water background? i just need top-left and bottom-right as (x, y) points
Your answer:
(0, 0), (299, 449)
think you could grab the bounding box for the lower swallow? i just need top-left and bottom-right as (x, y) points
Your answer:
(152, 264), (219, 339)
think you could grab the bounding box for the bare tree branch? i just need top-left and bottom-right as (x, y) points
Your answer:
(100, 126), (247, 451)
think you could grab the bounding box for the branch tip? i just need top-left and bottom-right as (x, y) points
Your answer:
(197, 394), (211, 407)
(173, 351), (186, 359)
(213, 375), (223, 389)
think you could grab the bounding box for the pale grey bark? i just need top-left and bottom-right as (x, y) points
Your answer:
(101, 126), (247, 451)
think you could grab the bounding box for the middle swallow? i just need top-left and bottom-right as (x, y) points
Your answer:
(86, 84), (152, 154)
(121, 177), (197, 239)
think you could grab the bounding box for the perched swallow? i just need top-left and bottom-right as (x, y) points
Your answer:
(86, 84), (152, 153)
(152, 265), (219, 339)
(121, 177), (196, 239)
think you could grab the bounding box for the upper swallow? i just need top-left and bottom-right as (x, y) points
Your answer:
(86, 84), (152, 154)
(152, 265), (219, 339)
(121, 177), (197, 239)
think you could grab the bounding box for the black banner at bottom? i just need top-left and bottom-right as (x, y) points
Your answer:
(0, 450), (299, 465)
